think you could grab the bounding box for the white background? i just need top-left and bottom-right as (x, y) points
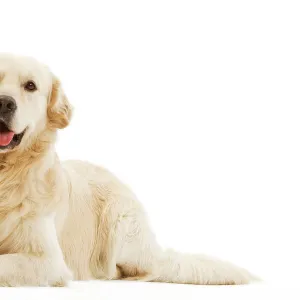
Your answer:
(2, 0), (300, 298)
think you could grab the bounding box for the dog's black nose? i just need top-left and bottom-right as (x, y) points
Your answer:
(0, 96), (17, 115)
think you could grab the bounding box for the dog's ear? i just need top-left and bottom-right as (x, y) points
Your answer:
(47, 75), (73, 129)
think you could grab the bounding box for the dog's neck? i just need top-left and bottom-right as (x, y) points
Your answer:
(0, 129), (56, 167)
(0, 129), (59, 212)
(0, 129), (67, 245)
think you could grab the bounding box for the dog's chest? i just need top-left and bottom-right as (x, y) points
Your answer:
(0, 172), (48, 236)
(0, 174), (31, 205)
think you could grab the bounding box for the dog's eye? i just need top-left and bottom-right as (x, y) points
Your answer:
(24, 81), (37, 92)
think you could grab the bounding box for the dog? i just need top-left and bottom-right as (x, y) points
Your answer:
(0, 53), (257, 286)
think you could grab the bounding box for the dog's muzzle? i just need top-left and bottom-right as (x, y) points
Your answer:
(0, 96), (23, 149)
(0, 95), (17, 119)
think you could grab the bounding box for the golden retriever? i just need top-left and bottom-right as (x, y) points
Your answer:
(0, 53), (256, 286)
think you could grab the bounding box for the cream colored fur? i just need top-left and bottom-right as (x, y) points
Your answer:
(0, 54), (257, 286)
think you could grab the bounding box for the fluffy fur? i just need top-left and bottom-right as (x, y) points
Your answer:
(0, 54), (257, 286)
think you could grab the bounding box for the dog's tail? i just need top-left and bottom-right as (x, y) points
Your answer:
(150, 249), (259, 285)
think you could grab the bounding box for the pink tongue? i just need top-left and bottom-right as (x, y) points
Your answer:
(0, 132), (14, 146)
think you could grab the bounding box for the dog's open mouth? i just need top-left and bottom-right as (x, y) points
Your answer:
(0, 121), (26, 150)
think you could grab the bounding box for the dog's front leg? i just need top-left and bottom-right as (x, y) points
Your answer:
(0, 253), (72, 286)
(0, 215), (72, 287)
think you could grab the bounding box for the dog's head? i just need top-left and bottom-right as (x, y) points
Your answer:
(0, 54), (72, 154)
